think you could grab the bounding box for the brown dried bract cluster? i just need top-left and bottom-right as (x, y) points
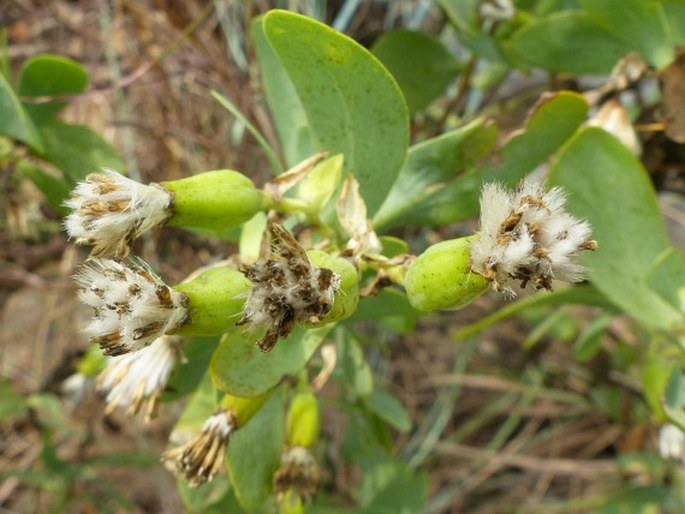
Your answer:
(161, 410), (236, 487)
(273, 446), (320, 504)
(237, 217), (340, 352)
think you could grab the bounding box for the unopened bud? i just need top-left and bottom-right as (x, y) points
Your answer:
(163, 170), (266, 232)
(286, 390), (320, 448)
(172, 266), (251, 337)
(405, 237), (489, 312)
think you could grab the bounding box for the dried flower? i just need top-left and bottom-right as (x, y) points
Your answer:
(237, 218), (341, 352)
(273, 446), (320, 504)
(470, 181), (597, 296)
(161, 409), (236, 487)
(64, 169), (172, 259)
(97, 335), (183, 422)
(75, 258), (188, 356)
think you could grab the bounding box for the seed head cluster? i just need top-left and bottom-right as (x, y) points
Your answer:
(238, 218), (341, 352)
(161, 409), (236, 487)
(75, 258), (188, 355)
(64, 169), (172, 259)
(470, 181), (597, 296)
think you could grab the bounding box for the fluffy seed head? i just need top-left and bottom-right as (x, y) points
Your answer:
(64, 169), (172, 259)
(97, 335), (183, 422)
(273, 446), (320, 504)
(75, 258), (188, 355)
(237, 218), (341, 352)
(161, 409), (236, 487)
(470, 181), (597, 296)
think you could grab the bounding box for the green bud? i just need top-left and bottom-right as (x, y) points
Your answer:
(220, 391), (271, 427)
(307, 249), (359, 324)
(286, 390), (320, 448)
(405, 236), (488, 312)
(172, 266), (251, 336)
(162, 170), (266, 231)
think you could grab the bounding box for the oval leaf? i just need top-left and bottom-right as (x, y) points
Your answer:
(0, 73), (42, 150)
(227, 388), (284, 510)
(509, 11), (628, 74)
(39, 120), (124, 181)
(548, 127), (685, 331)
(18, 54), (89, 123)
(262, 10), (409, 215)
(372, 30), (460, 113)
(210, 325), (333, 397)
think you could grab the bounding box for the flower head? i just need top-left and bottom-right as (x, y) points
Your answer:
(64, 169), (172, 259)
(161, 409), (236, 487)
(75, 258), (188, 355)
(97, 335), (183, 422)
(273, 446), (320, 504)
(470, 181), (597, 296)
(237, 217), (341, 352)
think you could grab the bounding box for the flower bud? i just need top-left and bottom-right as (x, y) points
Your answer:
(161, 408), (236, 487)
(405, 237), (489, 312)
(286, 390), (320, 448)
(172, 266), (251, 337)
(306, 249), (359, 325)
(65, 169), (266, 259)
(162, 170), (266, 232)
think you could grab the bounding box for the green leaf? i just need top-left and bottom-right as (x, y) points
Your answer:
(509, 11), (628, 74)
(39, 120), (124, 181)
(0, 72), (43, 150)
(178, 475), (231, 514)
(297, 153), (344, 214)
(15, 160), (71, 216)
(345, 288), (420, 334)
(228, 388), (284, 511)
(211, 325), (333, 397)
(642, 355), (675, 420)
(359, 459), (428, 514)
(581, 0), (674, 69)
(572, 313), (612, 361)
(261, 10), (409, 215)
(394, 91), (589, 227)
(371, 30), (460, 113)
(454, 285), (615, 342)
(365, 386), (411, 433)
(173, 371), (220, 433)
(548, 127), (685, 331)
(664, 368), (685, 430)
(163, 336), (219, 403)
(252, 17), (314, 169)
(339, 332), (374, 397)
(18, 54), (89, 123)
(373, 118), (496, 231)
